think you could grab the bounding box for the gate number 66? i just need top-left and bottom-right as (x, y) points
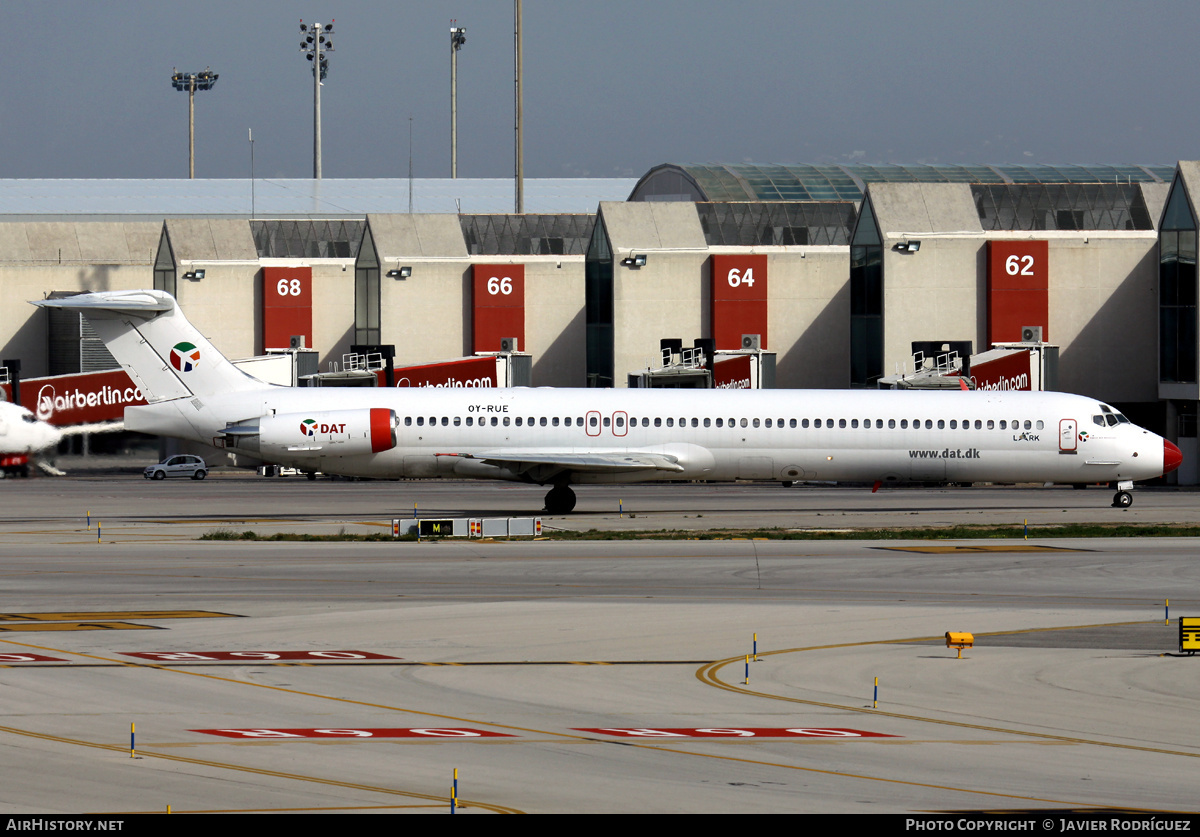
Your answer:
(487, 277), (513, 295)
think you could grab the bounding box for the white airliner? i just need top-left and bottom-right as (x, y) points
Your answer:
(33, 290), (1182, 511)
(0, 400), (63, 476)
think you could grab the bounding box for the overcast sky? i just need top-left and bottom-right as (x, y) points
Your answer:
(1, 1), (1195, 181)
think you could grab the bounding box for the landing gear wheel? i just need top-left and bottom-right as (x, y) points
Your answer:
(1113, 490), (1133, 508)
(544, 485), (576, 515)
(306, 471), (317, 481)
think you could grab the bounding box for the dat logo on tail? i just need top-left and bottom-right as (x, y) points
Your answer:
(170, 342), (200, 373)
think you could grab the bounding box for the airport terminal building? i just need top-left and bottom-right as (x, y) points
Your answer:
(1, 163), (1197, 483)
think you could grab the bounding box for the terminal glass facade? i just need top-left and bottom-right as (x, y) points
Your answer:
(153, 229), (176, 298)
(850, 205), (883, 387)
(460, 214), (595, 255)
(354, 226), (381, 345)
(251, 220), (363, 258)
(973, 184), (1153, 231)
(696, 202), (857, 247)
(585, 216), (614, 387)
(1160, 182), (1198, 384)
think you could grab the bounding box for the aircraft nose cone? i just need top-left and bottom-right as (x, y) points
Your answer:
(1164, 439), (1183, 475)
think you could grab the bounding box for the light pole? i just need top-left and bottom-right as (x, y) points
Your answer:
(299, 20), (334, 179)
(170, 69), (218, 179)
(514, 1), (523, 213)
(450, 22), (466, 179)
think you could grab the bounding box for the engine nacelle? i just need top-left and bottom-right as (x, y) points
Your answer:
(259, 408), (397, 457)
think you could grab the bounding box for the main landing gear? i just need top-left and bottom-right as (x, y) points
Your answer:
(544, 484), (576, 515)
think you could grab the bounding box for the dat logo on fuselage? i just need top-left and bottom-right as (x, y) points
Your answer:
(300, 418), (347, 436)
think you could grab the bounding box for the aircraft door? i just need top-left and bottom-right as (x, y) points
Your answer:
(1059, 419), (1077, 452)
(612, 411), (628, 437)
(585, 410), (601, 437)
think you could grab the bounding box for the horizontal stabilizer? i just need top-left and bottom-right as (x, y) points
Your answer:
(32, 291), (172, 320)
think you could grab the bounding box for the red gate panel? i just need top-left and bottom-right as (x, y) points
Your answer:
(986, 241), (1048, 345)
(472, 265), (525, 353)
(711, 254), (768, 351)
(262, 267), (313, 351)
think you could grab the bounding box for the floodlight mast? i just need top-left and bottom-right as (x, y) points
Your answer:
(170, 69), (218, 179)
(299, 20), (334, 179)
(450, 22), (466, 179)
(514, 1), (523, 213)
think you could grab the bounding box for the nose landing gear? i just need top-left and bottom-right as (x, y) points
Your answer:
(1111, 480), (1134, 508)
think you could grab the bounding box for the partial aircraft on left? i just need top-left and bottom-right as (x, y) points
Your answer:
(0, 400), (62, 477)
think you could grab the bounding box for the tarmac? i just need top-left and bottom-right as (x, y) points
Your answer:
(0, 469), (1197, 814)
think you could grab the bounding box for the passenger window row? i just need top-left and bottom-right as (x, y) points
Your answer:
(402, 415), (1047, 431)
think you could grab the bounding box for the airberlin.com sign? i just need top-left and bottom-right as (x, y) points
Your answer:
(0, 369), (145, 427)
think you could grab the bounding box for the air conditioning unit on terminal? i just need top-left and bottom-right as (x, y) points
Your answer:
(741, 334), (761, 351)
(500, 337), (519, 353)
(1020, 326), (1043, 343)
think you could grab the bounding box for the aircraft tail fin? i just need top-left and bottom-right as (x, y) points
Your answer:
(30, 290), (266, 403)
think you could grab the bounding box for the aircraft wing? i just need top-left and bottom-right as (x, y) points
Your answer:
(438, 449), (685, 474)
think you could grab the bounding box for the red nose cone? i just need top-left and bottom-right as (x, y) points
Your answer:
(1164, 440), (1183, 475)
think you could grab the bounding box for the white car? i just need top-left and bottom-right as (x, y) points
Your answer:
(143, 455), (208, 480)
